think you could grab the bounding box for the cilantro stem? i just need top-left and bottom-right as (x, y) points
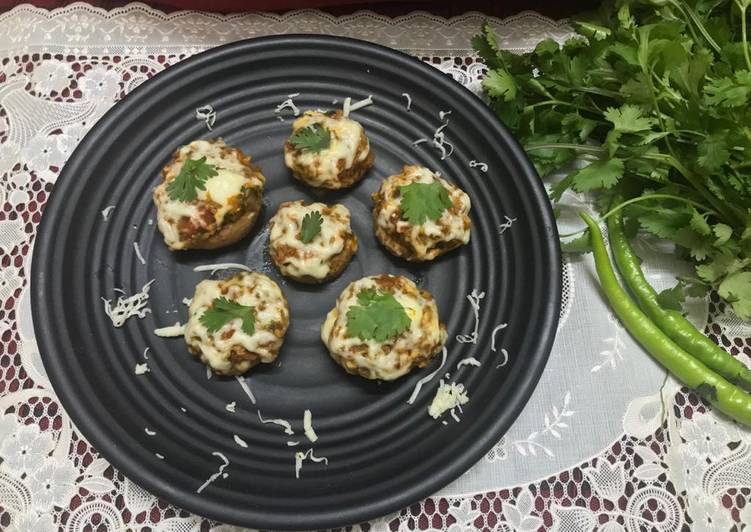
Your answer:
(738, 0), (751, 71)
(525, 99), (603, 116)
(670, 0), (722, 54)
(559, 194), (719, 238)
(525, 143), (607, 155)
(639, 152), (741, 222)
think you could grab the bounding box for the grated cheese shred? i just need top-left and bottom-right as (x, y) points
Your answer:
(134, 363), (149, 375)
(196, 452), (229, 494)
(193, 263), (251, 274)
(235, 375), (256, 404)
(275, 93), (301, 117)
(154, 322), (185, 337)
(303, 409), (318, 443)
(401, 92), (412, 111)
(469, 160), (489, 172)
(413, 110), (454, 160)
(102, 280), (155, 327)
(428, 380), (469, 419)
(144, 428), (156, 436)
(133, 242), (146, 265)
(257, 410), (294, 435)
(101, 205), (115, 221)
(195, 104), (217, 131)
(407, 346), (447, 405)
(295, 449), (328, 479)
(456, 357), (482, 369)
(225, 401), (236, 413)
(233, 434), (248, 448)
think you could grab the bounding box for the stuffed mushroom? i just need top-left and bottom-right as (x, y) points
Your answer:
(321, 274), (447, 380)
(184, 272), (289, 375)
(154, 139), (265, 251)
(372, 165), (471, 261)
(269, 200), (358, 283)
(284, 110), (374, 189)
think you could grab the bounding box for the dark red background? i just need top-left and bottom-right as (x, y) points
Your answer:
(0, 1), (597, 18)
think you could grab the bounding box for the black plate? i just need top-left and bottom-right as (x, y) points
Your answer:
(32, 36), (560, 529)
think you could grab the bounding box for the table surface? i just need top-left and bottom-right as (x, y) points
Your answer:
(0, 3), (750, 531)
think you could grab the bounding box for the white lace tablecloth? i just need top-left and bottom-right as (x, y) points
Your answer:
(1, 3), (750, 531)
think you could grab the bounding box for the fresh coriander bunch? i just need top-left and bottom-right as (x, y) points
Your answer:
(474, 0), (751, 318)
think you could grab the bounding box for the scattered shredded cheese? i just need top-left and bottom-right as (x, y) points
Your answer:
(343, 95), (373, 117)
(442, 420), (448, 426)
(407, 346), (447, 405)
(144, 428), (156, 436)
(236, 376), (256, 405)
(498, 215), (518, 235)
(182, 297), (192, 306)
(342, 97), (351, 117)
(332, 99), (339, 104)
(303, 410), (318, 443)
(287, 441), (300, 447)
(428, 381), (469, 419)
(196, 452), (229, 494)
(225, 401), (237, 413)
(469, 160), (489, 172)
(180, 407), (187, 413)
(222, 473), (229, 479)
(193, 263), (251, 274)
(491, 323), (508, 352)
(413, 111), (454, 160)
(154, 322), (185, 337)
(496, 348), (510, 369)
(275, 93), (301, 117)
(101, 205), (115, 221)
(401, 92), (412, 111)
(206, 366), (213, 380)
(295, 449), (328, 479)
(233, 434), (248, 448)
(147, 218), (153, 225)
(134, 363), (150, 375)
(450, 408), (462, 423)
(155, 453), (165, 460)
(257, 410), (294, 435)
(456, 357), (482, 369)
(133, 242), (146, 265)
(456, 289), (486, 344)
(195, 104), (217, 131)
(102, 280), (155, 327)
(143, 347), (150, 360)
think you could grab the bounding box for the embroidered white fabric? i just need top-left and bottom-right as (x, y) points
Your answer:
(0, 3), (750, 531)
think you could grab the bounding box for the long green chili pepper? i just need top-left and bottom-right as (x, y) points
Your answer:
(581, 212), (751, 426)
(607, 210), (751, 390)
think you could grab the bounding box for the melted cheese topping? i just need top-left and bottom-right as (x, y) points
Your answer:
(269, 200), (354, 280)
(154, 139), (264, 250)
(184, 272), (289, 375)
(374, 165), (471, 260)
(321, 275), (447, 381)
(284, 111), (369, 186)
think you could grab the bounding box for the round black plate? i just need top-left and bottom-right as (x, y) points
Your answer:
(32, 36), (560, 529)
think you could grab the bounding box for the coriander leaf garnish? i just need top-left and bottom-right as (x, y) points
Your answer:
(289, 125), (331, 153)
(200, 297), (255, 336)
(167, 156), (218, 202)
(399, 181), (453, 225)
(346, 288), (411, 342)
(299, 210), (323, 244)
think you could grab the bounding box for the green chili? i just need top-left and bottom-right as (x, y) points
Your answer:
(581, 212), (751, 426)
(608, 209), (751, 390)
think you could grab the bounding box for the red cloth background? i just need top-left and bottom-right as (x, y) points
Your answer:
(0, 1), (596, 18)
